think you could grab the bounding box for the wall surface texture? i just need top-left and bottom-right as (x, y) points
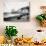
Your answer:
(0, 0), (46, 42)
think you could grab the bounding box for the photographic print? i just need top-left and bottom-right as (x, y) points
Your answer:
(3, 1), (30, 22)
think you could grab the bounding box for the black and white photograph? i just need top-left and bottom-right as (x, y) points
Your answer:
(3, 1), (30, 22)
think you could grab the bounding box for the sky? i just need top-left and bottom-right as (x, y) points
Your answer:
(3, 0), (29, 12)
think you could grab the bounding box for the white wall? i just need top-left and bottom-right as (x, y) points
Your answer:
(0, 0), (46, 41)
